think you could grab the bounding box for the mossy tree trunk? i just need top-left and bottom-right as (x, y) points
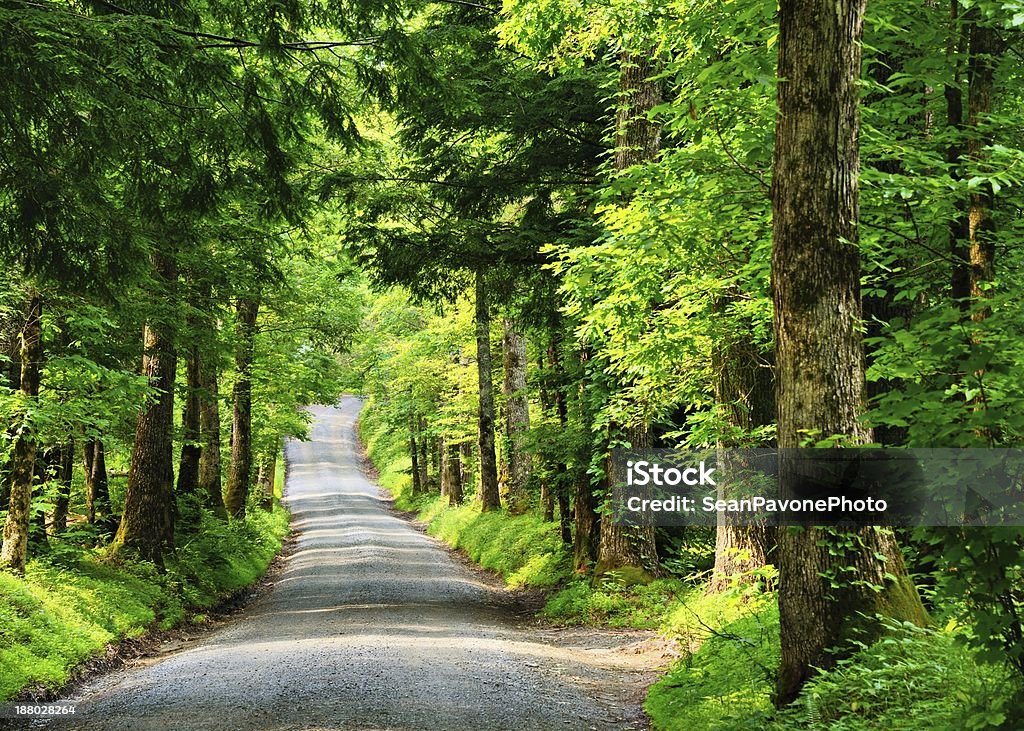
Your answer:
(771, 0), (927, 705)
(0, 290), (42, 574)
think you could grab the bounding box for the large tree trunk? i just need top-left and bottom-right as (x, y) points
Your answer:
(771, 0), (927, 705)
(176, 340), (202, 495)
(475, 270), (501, 512)
(198, 357), (227, 519)
(112, 253), (179, 567)
(0, 291), (42, 574)
(708, 309), (775, 593)
(501, 318), (531, 513)
(224, 297), (259, 519)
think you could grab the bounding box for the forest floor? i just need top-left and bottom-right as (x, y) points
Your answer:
(36, 398), (666, 730)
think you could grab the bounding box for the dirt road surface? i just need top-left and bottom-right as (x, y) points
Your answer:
(42, 398), (661, 730)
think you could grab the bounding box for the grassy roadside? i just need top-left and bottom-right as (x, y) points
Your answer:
(360, 399), (1023, 731)
(0, 478), (289, 702)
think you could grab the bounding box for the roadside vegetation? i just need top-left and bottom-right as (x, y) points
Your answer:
(0, 487), (288, 701)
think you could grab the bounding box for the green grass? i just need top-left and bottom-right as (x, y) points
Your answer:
(0, 502), (289, 701)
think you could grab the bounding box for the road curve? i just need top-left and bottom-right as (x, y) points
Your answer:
(45, 398), (653, 730)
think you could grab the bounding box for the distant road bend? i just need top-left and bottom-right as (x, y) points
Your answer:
(46, 397), (656, 731)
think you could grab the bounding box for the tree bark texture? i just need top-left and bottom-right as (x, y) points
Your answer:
(615, 52), (662, 171)
(410, 419), (422, 495)
(0, 291), (42, 574)
(708, 309), (775, 593)
(112, 280), (179, 568)
(224, 297), (259, 519)
(597, 423), (658, 577)
(84, 439), (113, 531)
(418, 416), (429, 491)
(258, 450), (277, 512)
(772, 0), (927, 705)
(49, 441), (74, 535)
(475, 270), (501, 512)
(501, 318), (531, 513)
(176, 340), (202, 495)
(441, 439), (463, 505)
(966, 16), (999, 316)
(198, 356), (227, 519)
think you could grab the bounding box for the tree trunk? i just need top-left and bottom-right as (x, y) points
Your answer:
(0, 291), (42, 574)
(224, 297), (259, 519)
(0, 313), (20, 512)
(176, 341), (202, 495)
(708, 310), (775, 593)
(459, 442), (473, 494)
(615, 52), (662, 171)
(84, 439), (113, 531)
(597, 424), (658, 577)
(198, 356), (227, 519)
(548, 341), (573, 544)
(771, 0), (927, 705)
(441, 439), (463, 505)
(966, 16), (999, 317)
(501, 318), (531, 513)
(410, 417), (422, 495)
(946, 1), (972, 306)
(111, 252), (179, 567)
(418, 416), (429, 491)
(590, 46), (664, 579)
(258, 450), (277, 512)
(475, 270), (501, 512)
(49, 441), (74, 535)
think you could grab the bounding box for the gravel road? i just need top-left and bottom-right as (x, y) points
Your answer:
(42, 398), (658, 730)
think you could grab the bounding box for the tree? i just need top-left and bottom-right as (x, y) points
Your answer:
(0, 291), (41, 573)
(110, 255), (179, 566)
(770, 0), (927, 704)
(475, 270), (501, 512)
(501, 317), (532, 512)
(224, 297), (260, 518)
